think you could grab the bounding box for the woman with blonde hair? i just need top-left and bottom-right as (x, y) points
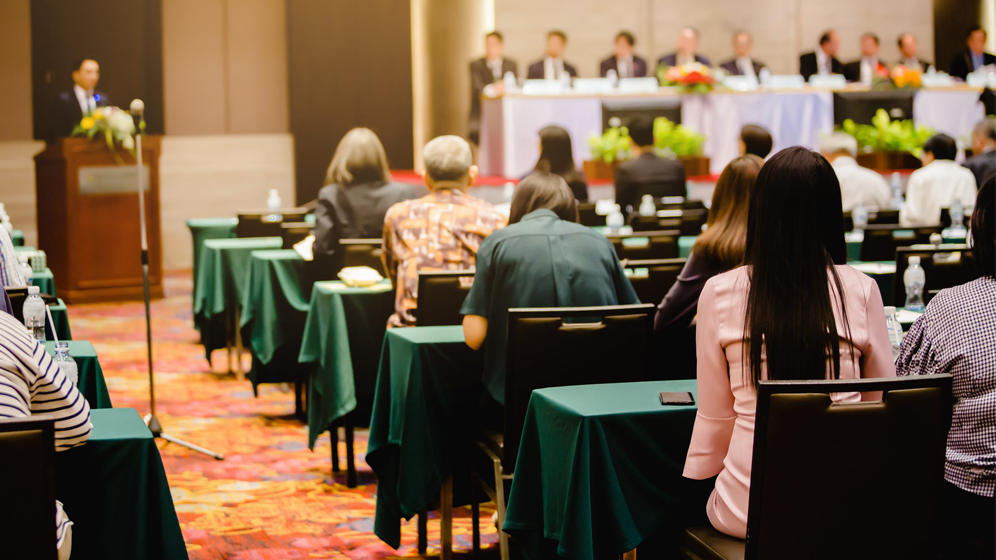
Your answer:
(313, 128), (417, 272)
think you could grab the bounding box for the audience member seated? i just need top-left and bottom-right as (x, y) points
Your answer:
(0, 312), (91, 560)
(600, 31), (647, 78)
(0, 225), (25, 289)
(896, 32), (932, 72)
(469, 31), (518, 144)
(683, 147), (896, 539)
(655, 155), (761, 339)
(526, 30), (578, 80)
(738, 124), (772, 159)
(382, 135), (506, 328)
(950, 25), (995, 81)
(820, 131), (891, 211)
(719, 31), (766, 78)
(843, 32), (887, 84)
(799, 29), (844, 81)
(658, 27), (711, 69)
(896, 177), (994, 560)
(313, 128), (418, 273)
(461, 172), (639, 404)
(900, 134), (978, 226)
(963, 118), (996, 187)
(614, 115), (687, 213)
(533, 125), (589, 201)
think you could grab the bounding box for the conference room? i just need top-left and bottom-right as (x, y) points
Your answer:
(0, 0), (994, 559)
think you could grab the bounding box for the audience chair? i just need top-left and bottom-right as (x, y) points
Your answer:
(622, 258), (686, 305)
(414, 270), (475, 326)
(632, 208), (707, 236)
(843, 209), (900, 231)
(235, 208), (309, 238)
(578, 202), (604, 227)
(472, 304), (656, 560)
(339, 239), (384, 273)
(891, 245), (978, 307)
(607, 230), (681, 261)
(0, 417), (57, 560)
(680, 374), (953, 560)
(280, 222), (313, 249)
(858, 224), (942, 262)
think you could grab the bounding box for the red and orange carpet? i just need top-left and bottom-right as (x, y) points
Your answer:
(70, 272), (497, 559)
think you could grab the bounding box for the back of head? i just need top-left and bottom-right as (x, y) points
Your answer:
(535, 126), (576, 175)
(694, 155), (763, 269)
(627, 116), (655, 148)
(740, 125), (773, 158)
(422, 135), (473, 183)
(509, 172), (578, 224)
(819, 131), (858, 159)
(743, 147), (850, 390)
(973, 118), (996, 143)
(326, 127), (391, 185)
(923, 133), (957, 161)
(972, 176), (995, 277)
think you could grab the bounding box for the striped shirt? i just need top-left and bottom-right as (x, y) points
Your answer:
(0, 312), (91, 550)
(0, 226), (25, 288)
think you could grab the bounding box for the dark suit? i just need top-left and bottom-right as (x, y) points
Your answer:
(469, 57), (518, 144)
(949, 50), (996, 81)
(963, 150), (996, 187)
(657, 53), (711, 68)
(526, 59), (578, 80)
(47, 89), (108, 143)
(799, 51), (844, 81)
(719, 58), (766, 76)
(614, 152), (687, 213)
(842, 59), (887, 83)
(599, 55), (648, 78)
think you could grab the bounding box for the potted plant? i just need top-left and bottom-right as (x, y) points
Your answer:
(584, 125), (632, 180)
(840, 109), (933, 170)
(653, 117), (709, 176)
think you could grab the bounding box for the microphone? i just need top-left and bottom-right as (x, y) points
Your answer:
(130, 99), (145, 133)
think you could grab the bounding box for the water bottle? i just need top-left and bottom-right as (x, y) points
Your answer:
(758, 67), (771, 87)
(266, 189), (282, 222)
(852, 201), (868, 231)
(606, 204), (625, 232)
(929, 233), (942, 246)
(890, 173), (904, 209)
(949, 200), (965, 231)
(503, 181), (515, 203)
(904, 256), (926, 312)
(503, 71), (516, 91)
(639, 195), (657, 217)
(606, 68), (618, 87)
(17, 254), (32, 286)
(884, 306), (903, 360)
(22, 286), (45, 342)
(52, 341), (78, 385)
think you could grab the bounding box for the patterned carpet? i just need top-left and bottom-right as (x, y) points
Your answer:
(69, 272), (498, 560)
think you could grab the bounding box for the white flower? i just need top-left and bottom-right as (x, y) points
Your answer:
(121, 136), (135, 150)
(108, 110), (135, 136)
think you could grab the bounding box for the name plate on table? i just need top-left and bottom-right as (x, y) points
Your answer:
(573, 78), (616, 94)
(78, 165), (150, 195)
(522, 79), (568, 95)
(921, 73), (954, 87)
(618, 77), (660, 93)
(808, 74), (847, 89)
(723, 75), (760, 91)
(765, 74), (806, 89)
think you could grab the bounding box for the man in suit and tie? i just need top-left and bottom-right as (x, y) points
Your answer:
(843, 33), (888, 83)
(469, 31), (518, 144)
(614, 115), (686, 214)
(719, 31), (766, 78)
(963, 119), (996, 187)
(599, 31), (648, 79)
(950, 25), (996, 81)
(657, 27), (711, 69)
(896, 33), (932, 72)
(48, 58), (108, 143)
(527, 30), (578, 80)
(799, 30), (844, 81)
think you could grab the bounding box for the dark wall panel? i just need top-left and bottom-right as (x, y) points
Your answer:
(933, 0), (982, 74)
(30, 0), (164, 139)
(287, 0), (414, 204)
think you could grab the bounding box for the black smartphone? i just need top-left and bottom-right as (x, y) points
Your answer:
(660, 391), (695, 405)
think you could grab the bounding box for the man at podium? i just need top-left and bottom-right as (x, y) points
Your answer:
(47, 58), (108, 142)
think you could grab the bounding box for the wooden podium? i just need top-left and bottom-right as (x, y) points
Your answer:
(34, 136), (164, 303)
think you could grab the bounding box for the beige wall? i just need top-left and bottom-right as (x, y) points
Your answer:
(496, 0), (934, 76)
(0, 0), (33, 142)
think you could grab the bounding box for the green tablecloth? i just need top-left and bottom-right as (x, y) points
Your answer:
(504, 380), (701, 560)
(591, 227), (696, 259)
(367, 326), (485, 548)
(845, 230), (967, 263)
(239, 249), (322, 391)
(48, 299), (72, 342)
(187, 218), (238, 323)
(33, 267), (56, 297)
(55, 408), (188, 560)
(192, 237), (283, 359)
(44, 340), (112, 409)
(299, 281), (395, 449)
(850, 261), (896, 306)
(678, 236), (695, 258)
(11, 229), (24, 246)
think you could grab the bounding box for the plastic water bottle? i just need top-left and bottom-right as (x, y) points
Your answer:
(890, 173), (904, 209)
(639, 195), (657, 217)
(758, 67), (771, 87)
(503, 71), (516, 90)
(52, 341), (78, 385)
(929, 233), (943, 246)
(606, 68), (618, 87)
(503, 181), (515, 203)
(22, 286), (45, 342)
(266, 189), (282, 222)
(17, 254), (32, 286)
(949, 200), (965, 230)
(904, 256), (926, 312)
(606, 204), (625, 232)
(852, 202), (868, 231)
(884, 306), (903, 360)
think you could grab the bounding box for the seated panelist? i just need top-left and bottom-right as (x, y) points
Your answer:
(658, 27), (711, 68)
(599, 31), (648, 78)
(527, 30), (578, 80)
(718, 31), (766, 78)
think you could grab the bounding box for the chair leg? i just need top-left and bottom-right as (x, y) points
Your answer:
(441, 476), (453, 560)
(330, 423), (339, 474)
(418, 508), (428, 555)
(493, 459), (510, 560)
(470, 472), (480, 558)
(622, 549), (637, 560)
(345, 413), (357, 488)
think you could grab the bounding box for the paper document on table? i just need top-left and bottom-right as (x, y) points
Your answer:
(896, 309), (923, 324)
(293, 235), (315, 261)
(851, 262), (896, 274)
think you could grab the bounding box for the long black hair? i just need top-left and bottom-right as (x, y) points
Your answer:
(535, 126), (578, 176)
(742, 147), (852, 390)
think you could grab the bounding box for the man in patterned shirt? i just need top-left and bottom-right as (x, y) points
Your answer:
(382, 135), (507, 327)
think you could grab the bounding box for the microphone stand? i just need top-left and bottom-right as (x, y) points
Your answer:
(131, 103), (223, 460)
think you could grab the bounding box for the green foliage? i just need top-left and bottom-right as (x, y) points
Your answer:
(588, 126), (632, 163)
(840, 109), (934, 157)
(653, 117), (705, 157)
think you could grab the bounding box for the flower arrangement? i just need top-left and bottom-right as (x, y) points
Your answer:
(840, 109), (934, 157)
(588, 126), (632, 164)
(72, 106), (136, 162)
(657, 62), (716, 94)
(889, 65), (923, 89)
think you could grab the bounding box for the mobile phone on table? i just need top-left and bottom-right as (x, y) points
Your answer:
(660, 391), (695, 405)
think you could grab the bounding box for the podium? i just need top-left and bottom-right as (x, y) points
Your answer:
(34, 136), (164, 303)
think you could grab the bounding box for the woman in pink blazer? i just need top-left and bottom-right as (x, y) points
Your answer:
(683, 147), (896, 539)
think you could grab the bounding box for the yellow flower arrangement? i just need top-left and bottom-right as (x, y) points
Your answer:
(79, 116), (96, 130)
(890, 66), (923, 89)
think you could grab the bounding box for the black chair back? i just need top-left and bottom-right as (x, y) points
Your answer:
(0, 417), (57, 560)
(843, 208), (900, 232)
(503, 304), (656, 469)
(607, 229), (680, 261)
(631, 208), (707, 236)
(339, 239), (384, 273)
(621, 258), (686, 305)
(746, 375), (953, 560)
(577, 203), (603, 227)
(280, 222), (313, 249)
(235, 208), (309, 238)
(415, 270), (475, 326)
(891, 245), (978, 307)
(859, 224), (941, 262)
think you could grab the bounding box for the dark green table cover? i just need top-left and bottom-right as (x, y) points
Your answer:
(47, 299), (72, 342)
(298, 281), (395, 449)
(367, 326), (485, 548)
(187, 218), (238, 324)
(850, 261), (896, 305)
(44, 340), (113, 409)
(33, 267), (56, 297)
(11, 229), (24, 246)
(503, 380), (700, 560)
(192, 237), (282, 359)
(55, 408), (188, 560)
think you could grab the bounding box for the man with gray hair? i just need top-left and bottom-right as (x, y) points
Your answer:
(382, 135), (507, 327)
(963, 118), (996, 187)
(820, 131), (891, 211)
